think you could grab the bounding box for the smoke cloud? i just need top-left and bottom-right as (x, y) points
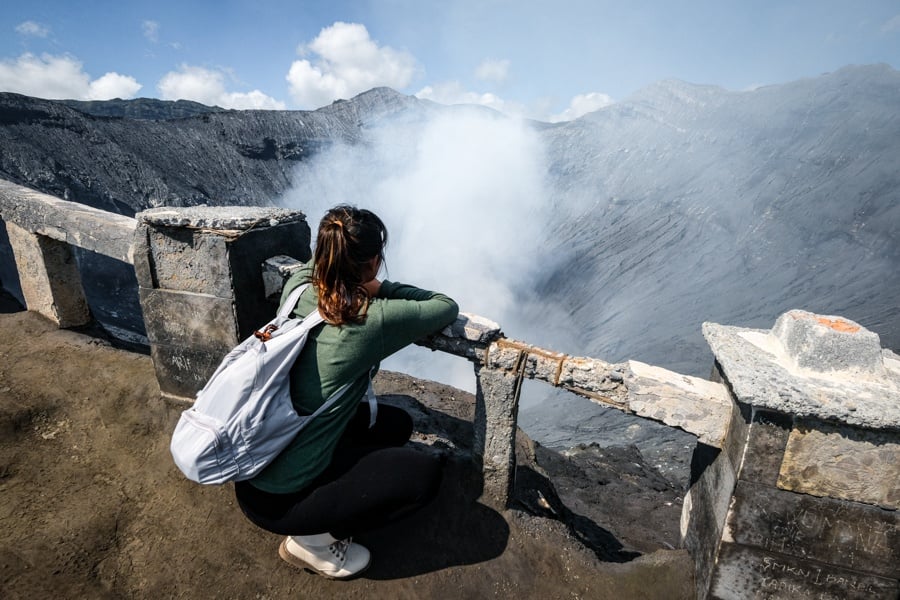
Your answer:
(278, 108), (568, 390)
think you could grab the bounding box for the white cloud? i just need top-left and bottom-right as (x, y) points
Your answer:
(882, 14), (900, 33)
(0, 53), (141, 100)
(222, 90), (286, 110)
(415, 81), (526, 117)
(15, 21), (50, 38)
(475, 58), (511, 84)
(158, 64), (285, 109)
(286, 21), (417, 108)
(416, 81), (613, 122)
(88, 72), (142, 100)
(142, 20), (159, 43)
(549, 92), (614, 122)
(158, 65), (221, 105)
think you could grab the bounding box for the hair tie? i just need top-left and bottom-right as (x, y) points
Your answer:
(333, 220), (344, 229)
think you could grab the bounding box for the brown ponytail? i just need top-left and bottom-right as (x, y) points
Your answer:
(313, 205), (387, 325)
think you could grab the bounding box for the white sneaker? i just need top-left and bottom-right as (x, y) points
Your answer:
(278, 533), (371, 579)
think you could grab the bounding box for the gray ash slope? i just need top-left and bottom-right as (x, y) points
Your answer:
(0, 87), (430, 215)
(518, 65), (899, 464)
(532, 63), (900, 376)
(1, 65), (898, 466)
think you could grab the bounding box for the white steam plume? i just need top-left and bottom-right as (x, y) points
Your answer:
(278, 109), (569, 390)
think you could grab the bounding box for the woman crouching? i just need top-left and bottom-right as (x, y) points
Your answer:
(235, 204), (459, 579)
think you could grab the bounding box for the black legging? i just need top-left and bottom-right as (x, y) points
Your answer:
(235, 403), (443, 539)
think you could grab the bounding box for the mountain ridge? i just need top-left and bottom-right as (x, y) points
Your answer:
(0, 87), (424, 214)
(59, 96), (226, 120)
(0, 65), (897, 378)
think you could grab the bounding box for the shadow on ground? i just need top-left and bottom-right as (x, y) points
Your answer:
(514, 463), (641, 563)
(361, 456), (511, 579)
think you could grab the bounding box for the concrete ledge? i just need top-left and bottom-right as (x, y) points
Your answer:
(138, 206), (306, 231)
(625, 361), (732, 447)
(703, 320), (900, 431)
(484, 341), (731, 447)
(0, 178), (136, 264)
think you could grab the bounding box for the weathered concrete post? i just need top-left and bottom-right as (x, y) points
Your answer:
(683, 309), (900, 599)
(0, 179), (137, 329)
(134, 207), (310, 400)
(473, 364), (524, 509)
(3, 220), (91, 328)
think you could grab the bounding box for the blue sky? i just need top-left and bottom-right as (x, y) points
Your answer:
(2, 0), (899, 121)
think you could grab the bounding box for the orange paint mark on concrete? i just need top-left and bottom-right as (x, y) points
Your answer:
(816, 317), (860, 333)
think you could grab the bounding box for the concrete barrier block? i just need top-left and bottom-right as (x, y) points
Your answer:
(725, 480), (899, 578)
(150, 343), (230, 400)
(701, 311), (900, 597)
(710, 543), (898, 600)
(778, 419), (900, 509)
(134, 206), (309, 399)
(772, 310), (885, 377)
(739, 409), (792, 486)
(138, 288), (238, 349)
(4, 220), (90, 328)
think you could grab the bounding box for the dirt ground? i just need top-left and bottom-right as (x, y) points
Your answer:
(0, 299), (695, 599)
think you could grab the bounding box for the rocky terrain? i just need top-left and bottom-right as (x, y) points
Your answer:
(0, 297), (693, 599)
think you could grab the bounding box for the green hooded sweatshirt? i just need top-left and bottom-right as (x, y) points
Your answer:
(249, 262), (459, 494)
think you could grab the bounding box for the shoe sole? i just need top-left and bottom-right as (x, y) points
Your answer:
(278, 538), (371, 580)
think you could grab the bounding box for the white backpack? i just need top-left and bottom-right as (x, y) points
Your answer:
(170, 283), (376, 485)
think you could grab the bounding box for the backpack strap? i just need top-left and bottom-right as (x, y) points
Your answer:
(278, 283), (310, 319)
(297, 373), (376, 432)
(302, 380), (354, 424)
(279, 281), (378, 428)
(280, 283), (328, 334)
(364, 374), (378, 428)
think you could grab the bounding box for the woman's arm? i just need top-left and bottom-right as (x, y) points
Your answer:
(374, 280), (459, 358)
